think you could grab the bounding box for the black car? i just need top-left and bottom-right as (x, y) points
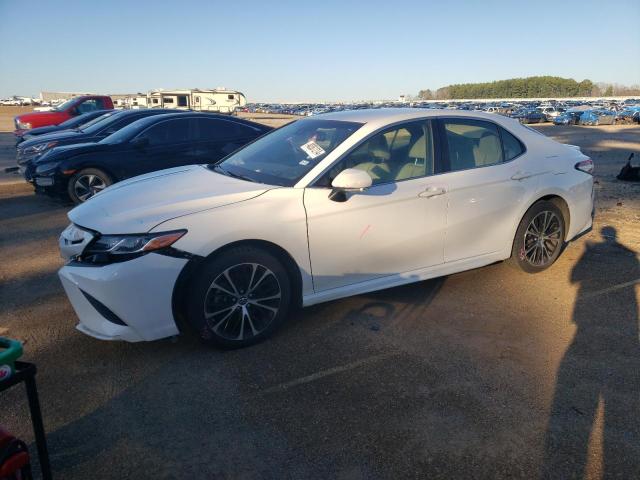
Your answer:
(15, 110), (111, 145)
(31, 113), (272, 203)
(16, 109), (184, 170)
(510, 108), (546, 124)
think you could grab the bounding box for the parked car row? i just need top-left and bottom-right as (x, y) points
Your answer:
(15, 109), (271, 204)
(56, 109), (595, 348)
(248, 99), (640, 126)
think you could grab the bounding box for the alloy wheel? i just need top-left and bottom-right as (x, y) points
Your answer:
(74, 174), (107, 202)
(522, 211), (562, 266)
(203, 263), (282, 341)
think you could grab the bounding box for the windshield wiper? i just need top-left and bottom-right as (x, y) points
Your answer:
(213, 165), (254, 182)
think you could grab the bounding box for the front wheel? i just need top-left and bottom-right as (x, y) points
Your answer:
(509, 201), (566, 273)
(67, 168), (112, 204)
(187, 246), (292, 348)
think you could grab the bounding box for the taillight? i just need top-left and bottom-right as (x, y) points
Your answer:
(575, 158), (594, 175)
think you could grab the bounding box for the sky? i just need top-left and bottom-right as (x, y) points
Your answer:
(1, 0), (639, 102)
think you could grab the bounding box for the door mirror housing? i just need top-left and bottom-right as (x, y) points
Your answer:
(329, 168), (372, 202)
(331, 168), (372, 191)
(131, 136), (149, 149)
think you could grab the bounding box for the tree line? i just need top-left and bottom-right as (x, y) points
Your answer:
(418, 76), (640, 100)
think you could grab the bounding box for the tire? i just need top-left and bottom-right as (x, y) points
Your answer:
(67, 168), (112, 204)
(186, 246), (292, 348)
(508, 201), (566, 273)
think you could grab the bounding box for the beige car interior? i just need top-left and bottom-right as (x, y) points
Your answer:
(445, 123), (503, 171)
(348, 124), (434, 185)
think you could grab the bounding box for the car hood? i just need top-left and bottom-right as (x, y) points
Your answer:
(33, 142), (105, 165)
(19, 129), (86, 149)
(68, 165), (275, 233)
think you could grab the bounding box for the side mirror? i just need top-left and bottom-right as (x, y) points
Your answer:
(329, 168), (372, 202)
(131, 137), (149, 149)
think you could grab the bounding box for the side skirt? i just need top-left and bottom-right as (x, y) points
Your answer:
(302, 252), (506, 307)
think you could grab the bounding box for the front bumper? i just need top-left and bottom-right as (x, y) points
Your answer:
(58, 253), (188, 342)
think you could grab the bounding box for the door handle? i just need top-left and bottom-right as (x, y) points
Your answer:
(419, 186), (447, 198)
(511, 171), (534, 181)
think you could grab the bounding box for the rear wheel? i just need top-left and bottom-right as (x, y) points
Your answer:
(509, 201), (566, 273)
(187, 246), (292, 348)
(67, 168), (112, 204)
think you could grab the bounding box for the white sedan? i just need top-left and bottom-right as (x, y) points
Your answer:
(58, 109), (594, 347)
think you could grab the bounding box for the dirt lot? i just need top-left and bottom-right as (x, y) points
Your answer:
(0, 106), (638, 479)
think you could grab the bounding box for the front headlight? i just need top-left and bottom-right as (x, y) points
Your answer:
(17, 121), (32, 130)
(81, 230), (187, 264)
(23, 141), (58, 155)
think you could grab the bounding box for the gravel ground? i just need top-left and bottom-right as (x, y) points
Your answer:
(0, 116), (638, 479)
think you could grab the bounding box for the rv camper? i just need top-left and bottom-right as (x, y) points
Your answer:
(147, 88), (246, 114)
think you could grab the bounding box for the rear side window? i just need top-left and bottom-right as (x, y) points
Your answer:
(443, 119), (503, 171)
(500, 127), (525, 160)
(138, 119), (189, 145)
(193, 118), (260, 141)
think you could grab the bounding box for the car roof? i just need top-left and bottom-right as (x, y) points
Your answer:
(122, 111), (270, 130)
(312, 108), (519, 128)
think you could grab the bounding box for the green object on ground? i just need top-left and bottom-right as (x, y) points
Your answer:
(0, 337), (23, 381)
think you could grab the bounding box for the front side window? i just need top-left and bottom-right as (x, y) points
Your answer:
(215, 119), (362, 186)
(137, 119), (189, 145)
(443, 119), (503, 171)
(319, 120), (434, 186)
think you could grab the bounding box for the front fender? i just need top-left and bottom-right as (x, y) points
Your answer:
(154, 188), (314, 297)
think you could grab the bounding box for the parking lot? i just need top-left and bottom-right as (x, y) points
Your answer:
(0, 109), (639, 478)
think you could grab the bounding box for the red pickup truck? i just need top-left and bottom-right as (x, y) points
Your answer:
(14, 95), (114, 135)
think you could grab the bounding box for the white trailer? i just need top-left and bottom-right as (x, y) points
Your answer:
(147, 88), (246, 113)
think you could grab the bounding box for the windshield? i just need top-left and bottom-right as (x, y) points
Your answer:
(213, 119), (362, 186)
(81, 111), (120, 134)
(53, 98), (77, 111)
(98, 118), (142, 144)
(78, 112), (114, 131)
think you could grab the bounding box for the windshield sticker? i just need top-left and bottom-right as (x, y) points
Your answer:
(299, 160), (310, 166)
(300, 141), (326, 159)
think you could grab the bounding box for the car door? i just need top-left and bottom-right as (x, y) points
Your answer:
(435, 118), (538, 263)
(191, 118), (263, 163)
(303, 120), (447, 292)
(126, 118), (193, 177)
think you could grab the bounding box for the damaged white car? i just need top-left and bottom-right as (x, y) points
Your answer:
(58, 109), (594, 347)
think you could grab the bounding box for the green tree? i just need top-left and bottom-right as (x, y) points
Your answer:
(420, 76), (597, 99)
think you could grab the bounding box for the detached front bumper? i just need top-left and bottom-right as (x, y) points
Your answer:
(58, 253), (188, 342)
